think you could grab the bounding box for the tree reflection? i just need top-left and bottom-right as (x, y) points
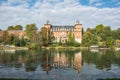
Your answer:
(0, 49), (120, 73)
(40, 50), (52, 74)
(82, 50), (120, 70)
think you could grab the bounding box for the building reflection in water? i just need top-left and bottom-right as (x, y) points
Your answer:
(53, 53), (68, 68)
(0, 50), (82, 74)
(74, 52), (82, 73)
(53, 52), (82, 73)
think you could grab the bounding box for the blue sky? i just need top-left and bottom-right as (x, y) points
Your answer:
(0, 0), (120, 30)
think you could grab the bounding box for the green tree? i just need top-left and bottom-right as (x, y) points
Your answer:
(101, 26), (112, 41)
(34, 31), (43, 47)
(67, 31), (75, 46)
(106, 37), (114, 48)
(41, 27), (48, 46)
(2, 30), (10, 44)
(95, 24), (104, 38)
(115, 28), (120, 39)
(41, 27), (54, 46)
(82, 28), (84, 36)
(13, 36), (20, 46)
(7, 26), (15, 30)
(25, 23), (38, 42)
(82, 28), (97, 47)
(15, 25), (23, 30)
(9, 34), (15, 45)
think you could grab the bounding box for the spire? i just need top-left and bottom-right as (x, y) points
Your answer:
(76, 20), (80, 24)
(46, 20), (49, 24)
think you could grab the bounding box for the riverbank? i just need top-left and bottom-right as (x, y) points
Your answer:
(0, 45), (119, 51)
(41, 46), (89, 50)
(42, 46), (120, 51)
(0, 45), (28, 51)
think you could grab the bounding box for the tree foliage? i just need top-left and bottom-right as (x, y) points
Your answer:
(66, 31), (80, 47)
(82, 24), (120, 48)
(25, 23), (38, 42)
(67, 31), (75, 46)
(7, 26), (14, 30)
(7, 25), (23, 30)
(15, 25), (23, 30)
(82, 31), (97, 47)
(41, 27), (54, 46)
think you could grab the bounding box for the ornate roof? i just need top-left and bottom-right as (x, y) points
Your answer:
(51, 25), (74, 31)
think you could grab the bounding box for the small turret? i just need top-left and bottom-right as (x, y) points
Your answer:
(44, 20), (51, 29)
(74, 21), (82, 43)
(46, 20), (49, 24)
(75, 20), (82, 28)
(76, 20), (80, 24)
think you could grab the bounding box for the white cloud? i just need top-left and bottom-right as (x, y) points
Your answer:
(94, 2), (104, 6)
(89, 0), (101, 4)
(0, 0), (120, 30)
(1, 0), (29, 8)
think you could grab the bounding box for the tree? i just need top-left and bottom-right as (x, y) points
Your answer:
(9, 34), (15, 45)
(101, 26), (112, 41)
(67, 31), (75, 46)
(48, 29), (55, 44)
(7, 26), (14, 30)
(82, 28), (84, 36)
(25, 23), (38, 42)
(15, 25), (23, 30)
(116, 28), (120, 39)
(41, 27), (54, 46)
(106, 37), (114, 48)
(2, 30), (10, 44)
(34, 31), (42, 47)
(41, 27), (48, 46)
(82, 30), (97, 47)
(95, 24), (104, 38)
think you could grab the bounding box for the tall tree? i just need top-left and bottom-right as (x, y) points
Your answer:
(95, 24), (104, 37)
(34, 31), (43, 47)
(41, 27), (49, 46)
(25, 23), (38, 42)
(67, 31), (75, 46)
(2, 30), (10, 44)
(41, 27), (54, 46)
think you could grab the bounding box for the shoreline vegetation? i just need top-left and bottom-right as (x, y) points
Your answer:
(0, 44), (120, 52)
(0, 24), (120, 50)
(0, 45), (28, 51)
(0, 78), (120, 80)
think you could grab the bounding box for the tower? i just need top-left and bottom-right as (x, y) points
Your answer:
(74, 21), (82, 43)
(44, 20), (51, 29)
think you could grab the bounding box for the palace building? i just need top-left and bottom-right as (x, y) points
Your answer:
(44, 21), (82, 43)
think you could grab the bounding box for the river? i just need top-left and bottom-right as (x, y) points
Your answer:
(0, 49), (120, 80)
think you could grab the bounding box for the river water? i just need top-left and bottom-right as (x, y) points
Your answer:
(0, 49), (120, 80)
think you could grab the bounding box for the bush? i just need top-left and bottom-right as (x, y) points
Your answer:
(28, 43), (37, 49)
(66, 41), (81, 47)
(73, 42), (81, 47)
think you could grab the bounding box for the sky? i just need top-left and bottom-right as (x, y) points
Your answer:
(0, 0), (120, 30)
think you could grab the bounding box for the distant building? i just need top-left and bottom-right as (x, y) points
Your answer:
(44, 21), (82, 43)
(8, 30), (25, 38)
(0, 30), (25, 39)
